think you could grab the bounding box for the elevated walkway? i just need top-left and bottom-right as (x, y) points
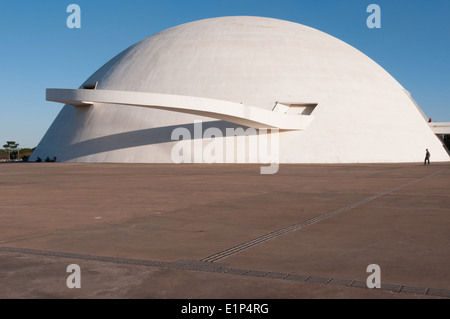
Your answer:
(429, 122), (450, 135)
(46, 88), (315, 131)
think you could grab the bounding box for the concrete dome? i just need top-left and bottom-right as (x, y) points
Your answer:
(32, 16), (449, 164)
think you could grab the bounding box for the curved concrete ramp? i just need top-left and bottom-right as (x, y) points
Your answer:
(46, 89), (314, 131)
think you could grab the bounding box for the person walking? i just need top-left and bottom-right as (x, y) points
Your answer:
(424, 149), (430, 165)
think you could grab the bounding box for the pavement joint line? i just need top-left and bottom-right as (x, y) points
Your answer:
(201, 168), (448, 263)
(1, 246), (449, 298)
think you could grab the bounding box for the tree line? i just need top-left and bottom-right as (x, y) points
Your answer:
(1, 137), (450, 161)
(1, 141), (35, 161)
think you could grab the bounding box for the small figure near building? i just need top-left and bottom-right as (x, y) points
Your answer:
(424, 149), (430, 166)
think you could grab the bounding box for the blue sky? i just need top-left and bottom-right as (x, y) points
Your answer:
(0, 0), (449, 148)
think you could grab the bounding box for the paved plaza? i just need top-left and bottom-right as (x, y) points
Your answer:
(0, 162), (449, 299)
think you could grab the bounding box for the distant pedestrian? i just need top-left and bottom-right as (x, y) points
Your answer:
(424, 149), (430, 165)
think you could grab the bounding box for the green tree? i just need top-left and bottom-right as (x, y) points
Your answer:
(3, 141), (19, 160)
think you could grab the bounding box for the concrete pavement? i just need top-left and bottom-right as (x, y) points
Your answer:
(0, 162), (449, 299)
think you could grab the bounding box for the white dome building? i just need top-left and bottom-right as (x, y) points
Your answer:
(31, 16), (450, 164)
